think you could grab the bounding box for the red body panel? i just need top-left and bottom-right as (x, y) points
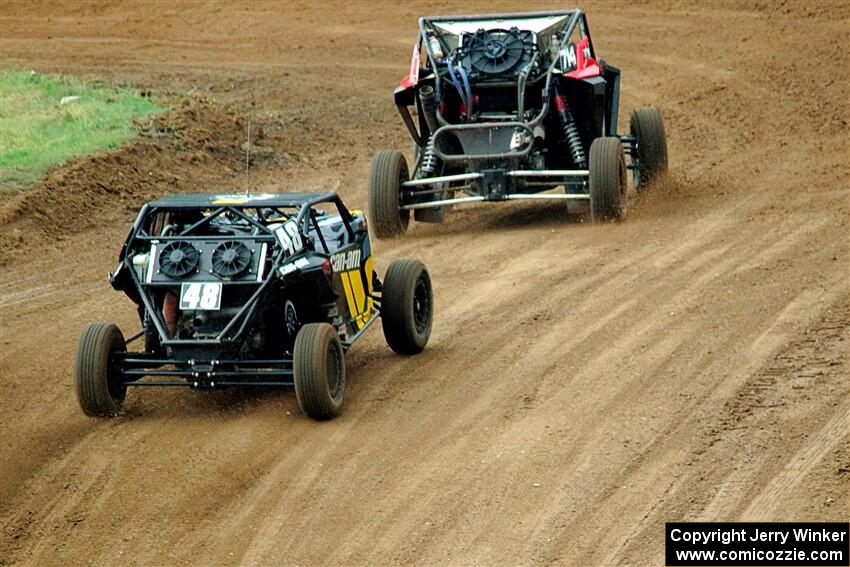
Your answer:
(566, 36), (602, 79)
(400, 44), (420, 88)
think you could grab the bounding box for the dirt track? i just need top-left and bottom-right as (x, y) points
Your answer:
(1, 1), (848, 565)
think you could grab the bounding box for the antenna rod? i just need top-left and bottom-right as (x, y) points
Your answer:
(245, 120), (251, 196)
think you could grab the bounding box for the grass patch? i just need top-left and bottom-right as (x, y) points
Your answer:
(0, 69), (164, 194)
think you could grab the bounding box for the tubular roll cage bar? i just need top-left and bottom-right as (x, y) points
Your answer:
(114, 193), (381, 388)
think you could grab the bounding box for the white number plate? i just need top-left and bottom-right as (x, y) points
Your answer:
(273, 220), (304, 257)
(179, 282), (222, 310)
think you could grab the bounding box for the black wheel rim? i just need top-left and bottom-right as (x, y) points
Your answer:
(326, 342), (344, 400)
(285, 301), (299, 337)
(413, 273), (431, 334)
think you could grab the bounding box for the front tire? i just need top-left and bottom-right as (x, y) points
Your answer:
(381, 259), (433, 355)
(368, 150), (410, 238)
(75, 323), (127, 417)
(630, 107), (668, 191)
(293, 323), (345, 420)
(589, 137), (627, 222)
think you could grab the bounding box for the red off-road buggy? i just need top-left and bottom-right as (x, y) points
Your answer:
(369, 9), (668, 236)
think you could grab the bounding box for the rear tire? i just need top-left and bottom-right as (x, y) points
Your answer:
(368, 150), (410, 238)
(630, 107), (668, 191)
(293, 323), (345, 420)
(589, 137), (626, 222)
(75, 323), (126, 417)
(381, 259), (433, 355)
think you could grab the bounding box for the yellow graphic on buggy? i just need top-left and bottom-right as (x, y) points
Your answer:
(339, 255), (374, 330)
(211, 193), (278, 205)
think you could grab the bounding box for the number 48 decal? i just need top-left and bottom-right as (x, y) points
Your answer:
(180, 282), (222, 310)
(274, 220), (304, 256)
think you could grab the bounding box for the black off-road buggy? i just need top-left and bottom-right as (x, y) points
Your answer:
(75, 192), (433, 420)
(369, 8), (668, 237)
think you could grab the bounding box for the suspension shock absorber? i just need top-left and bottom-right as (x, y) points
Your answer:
(554, 88), (587, 168)
(419, 134), (439, 177)
(417, 85), (440, 178)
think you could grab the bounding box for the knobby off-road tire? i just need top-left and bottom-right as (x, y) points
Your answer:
(589, 137), (627, 222)
(630, 107), (668, 191)
(75, 323), (127, 417)
(293, 323), (345, 420)
(368, 150), (410, 238)
(381, 259), (433, 355)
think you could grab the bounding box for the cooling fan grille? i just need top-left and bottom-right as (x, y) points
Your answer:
(211, 241), (251, 277)
(158, 241), (200, 278)
(466, 28), (527, 75)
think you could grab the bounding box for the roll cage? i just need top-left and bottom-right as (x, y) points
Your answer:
(395, 9), (614, 143)
(112, 192), (359, 349)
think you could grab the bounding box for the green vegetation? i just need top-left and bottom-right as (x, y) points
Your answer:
(0, 70), (164, 194)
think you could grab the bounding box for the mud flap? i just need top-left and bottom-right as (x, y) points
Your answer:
(413, 184), (451, 223)
(566, 200), (589, 215)
(414, 207), (445, 223)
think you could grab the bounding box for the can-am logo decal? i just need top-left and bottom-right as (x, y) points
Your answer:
(279, 257), (310, 276)
(331, 250), (361, 272)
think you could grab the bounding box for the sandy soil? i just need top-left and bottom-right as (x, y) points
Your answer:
(0, 1), (848, 565)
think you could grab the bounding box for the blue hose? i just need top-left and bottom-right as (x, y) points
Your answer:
(446, 57), (468, 111)
(457, 64), (473, 113)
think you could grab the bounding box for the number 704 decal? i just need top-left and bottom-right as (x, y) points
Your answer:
(180, 282), (222, 310)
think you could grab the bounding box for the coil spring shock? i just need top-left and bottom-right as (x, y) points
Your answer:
(555, 95), (587, 168)
(419, 135), (439, 177)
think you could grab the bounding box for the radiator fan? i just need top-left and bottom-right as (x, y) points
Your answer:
(211, 241), (251, 277)
(158, 241), (199, 278)
(466, 28), (526, 75)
